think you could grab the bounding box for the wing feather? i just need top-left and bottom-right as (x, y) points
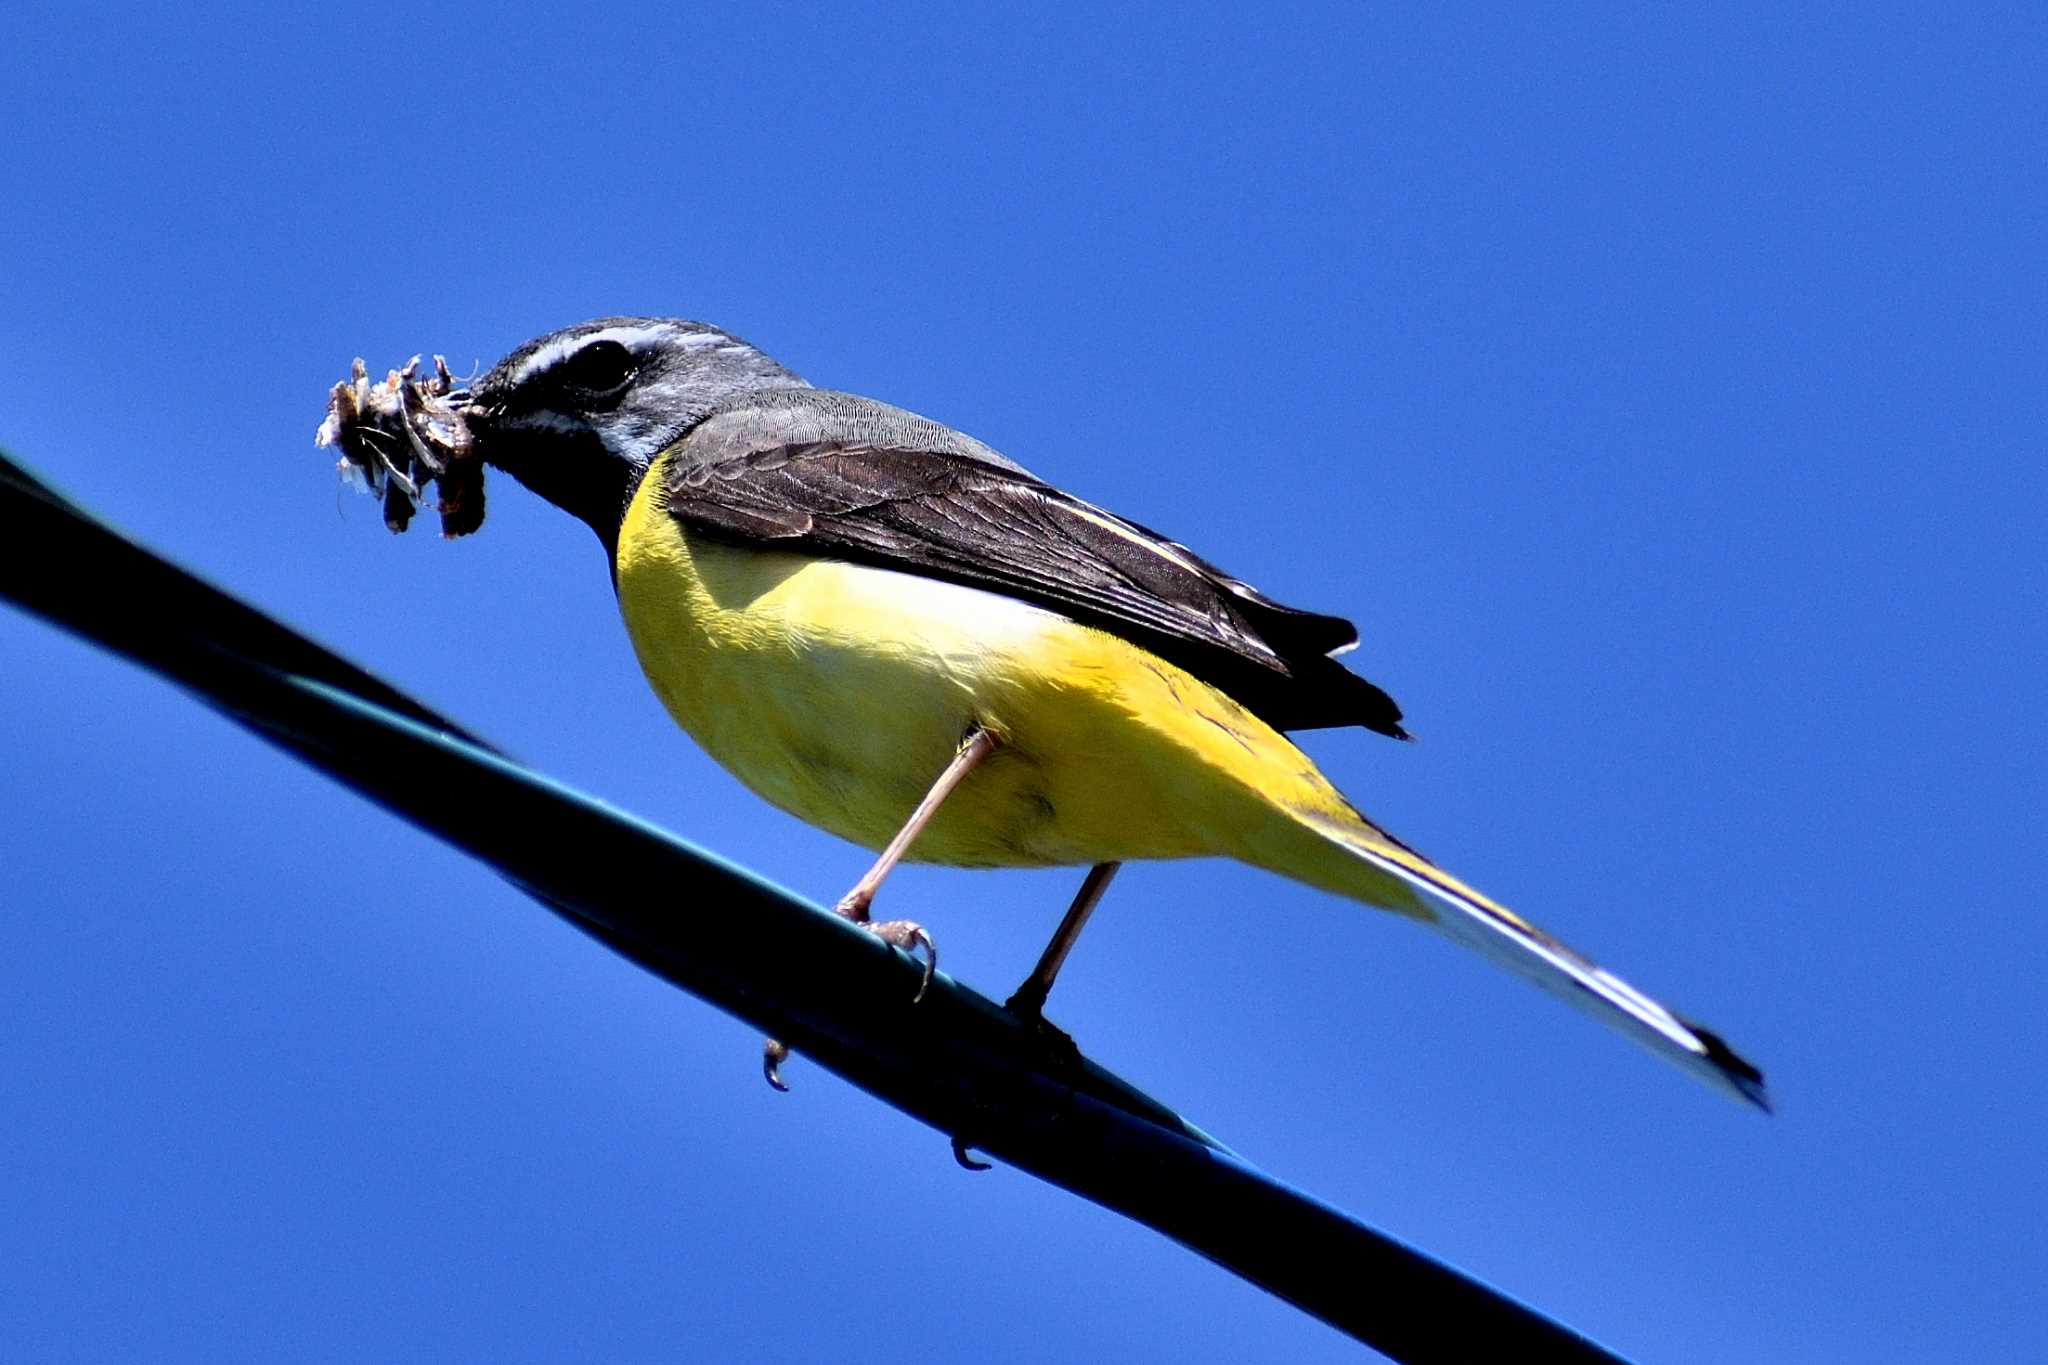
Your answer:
(662, 441), (1407, 736)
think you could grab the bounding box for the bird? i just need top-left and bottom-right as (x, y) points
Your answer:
(445, 315), (1768, 1109)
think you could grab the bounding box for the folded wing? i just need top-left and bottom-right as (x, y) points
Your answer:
(660, 440), (1407, 736)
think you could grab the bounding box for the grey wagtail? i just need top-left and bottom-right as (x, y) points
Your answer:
(331, 316), (1767, 1109)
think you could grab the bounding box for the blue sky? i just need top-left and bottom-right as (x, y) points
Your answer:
(2, 5), (2041, 1361)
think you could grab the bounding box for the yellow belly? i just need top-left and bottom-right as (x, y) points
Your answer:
(612, 452), (1365, 870)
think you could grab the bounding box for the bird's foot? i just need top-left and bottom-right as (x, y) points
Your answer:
(1003, 987), (1083, 1072)
(831, 887), (936, 1002)
(761, 915), (938, 1093)
(861, 918), (937, 1002)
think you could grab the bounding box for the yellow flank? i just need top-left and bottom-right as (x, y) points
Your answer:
(613, 449), (1521, 924)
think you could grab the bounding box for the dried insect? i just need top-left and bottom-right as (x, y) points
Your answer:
(316, 354), (484, 536)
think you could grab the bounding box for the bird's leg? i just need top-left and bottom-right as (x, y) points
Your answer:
(1005, 861), (1121, 1055)
(834, 726), (999, 946)
(764, 726), (998, 1091)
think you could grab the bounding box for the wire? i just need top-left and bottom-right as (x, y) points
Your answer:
(0, 449), (1633, 1364)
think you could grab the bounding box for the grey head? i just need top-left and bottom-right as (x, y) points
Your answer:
(460, 316), (808, 549)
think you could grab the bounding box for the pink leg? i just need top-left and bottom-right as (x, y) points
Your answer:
(1006, 861), (1121, 1021)
(764, 727), (998, 1091)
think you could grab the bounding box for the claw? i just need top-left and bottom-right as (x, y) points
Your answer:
(763, 1037), (791, 1092)
(952, 1136), (991, 1171)
(865, 919), (936, 1002)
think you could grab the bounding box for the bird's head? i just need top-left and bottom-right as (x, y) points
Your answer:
(455, 316), (806, 544)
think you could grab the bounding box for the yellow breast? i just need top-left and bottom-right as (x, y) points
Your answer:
(612, 452), (1361, 871)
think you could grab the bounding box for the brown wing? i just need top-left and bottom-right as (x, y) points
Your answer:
(661, 440), (1406, 736)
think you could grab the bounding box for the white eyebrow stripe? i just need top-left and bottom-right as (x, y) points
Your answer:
(510, 336), (582, 385)
(511, 323), (718, 385)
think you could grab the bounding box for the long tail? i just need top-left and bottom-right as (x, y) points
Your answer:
(1264, 805), (1771, 1111)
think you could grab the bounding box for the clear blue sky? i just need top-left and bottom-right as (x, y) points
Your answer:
(2, 6), (2040, 1361)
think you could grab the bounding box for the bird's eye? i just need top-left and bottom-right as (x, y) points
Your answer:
(552, 339), (637, 400)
